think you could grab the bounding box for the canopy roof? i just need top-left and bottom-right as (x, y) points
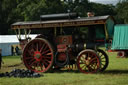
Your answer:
(112, 25), (128, 50)
(12, 15), (114, 29)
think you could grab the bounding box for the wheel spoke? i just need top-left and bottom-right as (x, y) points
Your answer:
(44, 59), (51, 63)
(79, 62), (85, 64)
(88, 64), (97, 71)
(36, 42), (39, 51)
(40, 43), (45, 52)
(42, 49), (50, 55)
(81, 64), (86, 69)
(30, 60), (37, 67)
(101, 60), (106, 62)
(101, 63), (105, 66)
(43, 56), (52, 59)
(90, 57), (97, 62)
(89, 53), (93, 58)
(101, 57), (105, 59)
(31, 43), (36, 51)
(43, 65), (46, 69)
(100, 54), (103, 57)
(28, 50), (34, 57)
(81, 55), (86, 61)
(46, 52), (52, 55)
(39, 63), (43, 70)
(43, 61), (48, 67)
(24, 57), (33, 60)
(43, 45), (48, 51)
(81, 55), (86, 58)
(26, 58), (34, 63)
(40, 59), (48, 67)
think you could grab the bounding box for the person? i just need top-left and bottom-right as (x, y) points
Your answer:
(11, 46), (14, 56)
(87, 12), (95, 17)
(15, 46), (19, 55)
(0, 49), (2, 69)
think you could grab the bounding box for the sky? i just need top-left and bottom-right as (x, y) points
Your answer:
(89, 0), (120, 5)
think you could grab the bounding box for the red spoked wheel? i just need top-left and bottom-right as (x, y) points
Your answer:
(23, 38), (54, 73)
(77, 49), (101, 74)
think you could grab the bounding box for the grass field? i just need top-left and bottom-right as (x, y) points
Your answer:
(0, 51), (128, 85)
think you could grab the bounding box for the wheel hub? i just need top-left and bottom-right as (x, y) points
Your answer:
(86, 57), (91, 65)
(85, 60), (90, 65)
(34, 51), (41, 59)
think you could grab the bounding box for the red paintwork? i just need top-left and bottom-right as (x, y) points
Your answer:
(56, 35), (72, 44)
(95, 39), (104, 42)
(33, 51), (41, 61)
(57, 44), (67, 52)
(56, 35), (72, 54)
(57, 52), (67, 61)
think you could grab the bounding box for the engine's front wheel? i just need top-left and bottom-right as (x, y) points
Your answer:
(77, 49), (101, 74)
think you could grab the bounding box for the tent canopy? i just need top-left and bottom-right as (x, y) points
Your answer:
(112, 25), (128, 50)
(0, 35), (37, 43)
(0, 35), (19, 43)
(0, 35), (37, 56)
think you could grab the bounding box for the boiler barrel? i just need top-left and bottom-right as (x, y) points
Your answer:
(40, 13), (78, 21)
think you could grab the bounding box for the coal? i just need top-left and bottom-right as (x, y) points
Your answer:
(0, 69), (43, 78)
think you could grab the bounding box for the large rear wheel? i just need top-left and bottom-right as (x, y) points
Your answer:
(77, 49), (101, 74)
(23, 38), (54, 73)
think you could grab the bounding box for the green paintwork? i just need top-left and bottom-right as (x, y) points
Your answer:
(112, 24), (128, 50)
(106, 18), (115, 38)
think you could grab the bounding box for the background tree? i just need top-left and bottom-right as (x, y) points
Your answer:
(115, 0), (128, 24)
(1, 0), (128, 35)
(0, 0), (19, 34)
(89, 2), (116, 16)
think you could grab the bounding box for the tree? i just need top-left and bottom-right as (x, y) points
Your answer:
(60, 0), (89, 17)
(89, 2), (116, 16)
(0, 0), (18, 34)
(1, 0), (127, 34)
(115, 0), (128, 24)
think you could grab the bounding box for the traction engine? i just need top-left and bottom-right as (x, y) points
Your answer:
(11, 13), (112, 74)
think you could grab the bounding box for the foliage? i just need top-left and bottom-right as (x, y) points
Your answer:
(0, 0), (128, 34)
(0, 0), (18, 34)
(115, 0), (128, 24)
(89, 2), (116, 16)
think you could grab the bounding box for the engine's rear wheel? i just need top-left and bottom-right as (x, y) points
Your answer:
(23, 38), (54, 73)
(77, 49), (101, 74)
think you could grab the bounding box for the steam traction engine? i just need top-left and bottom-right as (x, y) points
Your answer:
(11, 13), (115, 74)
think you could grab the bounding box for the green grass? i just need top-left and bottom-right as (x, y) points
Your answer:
(1, 51), (128, 85)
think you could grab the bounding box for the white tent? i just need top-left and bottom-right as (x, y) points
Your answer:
(0, 35), (37, 56)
